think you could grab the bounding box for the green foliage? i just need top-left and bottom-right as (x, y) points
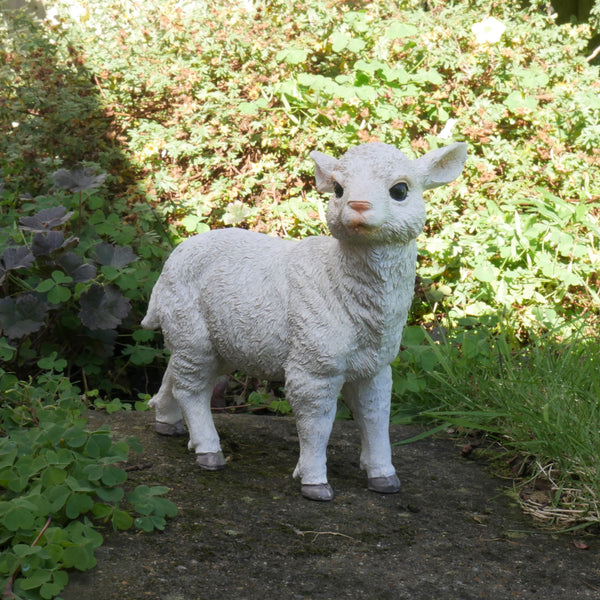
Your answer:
(1, 0), (600, 537)
(391, 322), (600, 527)
(0, 191), (167, 394)
(0, 372), (177, 599)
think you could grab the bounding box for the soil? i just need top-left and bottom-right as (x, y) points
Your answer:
(62, 410), (600, 600)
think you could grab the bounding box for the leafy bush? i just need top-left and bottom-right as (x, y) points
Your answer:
(0, 370), (176, 599)
(0, 174), (168, 395)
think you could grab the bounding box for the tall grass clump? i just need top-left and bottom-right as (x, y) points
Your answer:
(393, 324), (600, 528)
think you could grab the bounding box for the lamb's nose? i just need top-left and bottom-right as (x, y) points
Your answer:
(348, 201), (371, 213)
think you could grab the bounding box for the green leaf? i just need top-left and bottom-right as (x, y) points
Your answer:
(41, 466), (67, 488)
(48, 285), (72, 304)
(472, 264), (498, 283)
(62, 544), (96, 571)
(112, 509), (134, 530)
(47, 485), (71, 512)
(122, 344), (159, 365)
(385, 22), (419, 39)
(92, 502), (113, 519)
(19, 568), (52, 590)
(402, 326), (426, 346)
(83, 464), (104, 482)
(2, 505), (35, 531)
(128, 436), (143, 453)
(101, 465), (127, 486)
(66, 493), (94, 519)
(135, 515), (166, 532)
(64, 426), (88, 449)
(238, 98), (268, 115)
(41, 581), (66, 600)
(331, 31), (350, 52)
(132, 328), (155, 342)
(96, 486), (124, 503)
(504, 91), (538, 112)
(276, 47), (308, 65)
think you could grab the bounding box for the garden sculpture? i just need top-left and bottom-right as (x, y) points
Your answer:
(142, 141), (467, 501)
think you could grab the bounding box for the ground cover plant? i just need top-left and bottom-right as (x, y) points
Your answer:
(1, 0), (600, 592)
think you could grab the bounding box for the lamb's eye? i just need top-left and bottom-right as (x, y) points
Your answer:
(333, 182), (344, 198)
(390, 182), (409, 202)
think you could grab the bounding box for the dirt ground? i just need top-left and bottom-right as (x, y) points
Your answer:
(62, 410), (600, 600)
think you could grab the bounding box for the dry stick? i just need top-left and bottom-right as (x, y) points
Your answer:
(2, 515), (53, 600)
(587, 45), (600, 62)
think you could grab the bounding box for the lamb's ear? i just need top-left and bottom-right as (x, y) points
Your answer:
(310, 150), (339, 193)
(419, 142), (467, 190)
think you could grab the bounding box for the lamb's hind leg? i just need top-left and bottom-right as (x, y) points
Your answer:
(170, 351), (226, 471)
(149, 360), (187, 436)
(342, 366), (400, 494)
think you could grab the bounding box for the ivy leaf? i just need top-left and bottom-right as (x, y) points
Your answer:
(57, 252), (96, 282)
(0, 294), (49, 339)
(78, 284), (131, 330)
(31, 231), (79, 258)
(19, 206), (74, 232)
(52, 167), (107, 193)
(93, 242), (137, 268)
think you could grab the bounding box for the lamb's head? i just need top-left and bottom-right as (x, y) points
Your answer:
(311, 142), (467, 245)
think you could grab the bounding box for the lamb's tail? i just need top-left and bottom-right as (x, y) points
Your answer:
(141, 284), (161, 330)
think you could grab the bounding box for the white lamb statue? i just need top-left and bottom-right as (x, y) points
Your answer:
(142, 141), (467, 501)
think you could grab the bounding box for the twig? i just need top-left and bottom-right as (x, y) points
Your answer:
(93, 74), (107, 99)
(587, 45), (600, 62)
(284, 523), (358, 543)
(124, 462), (153, 472)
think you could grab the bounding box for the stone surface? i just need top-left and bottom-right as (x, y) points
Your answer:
(62, 410), (600, 600)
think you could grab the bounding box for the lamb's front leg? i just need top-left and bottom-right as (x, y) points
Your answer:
(286, 371), (344, 501)
(342, 366), (400, 494)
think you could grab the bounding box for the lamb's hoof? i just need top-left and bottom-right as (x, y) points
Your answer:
(196, 451), (226, 471)
(368, 474), (401, 494)
(155, 420), (187, 436)
(301, 483), (334, 502)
